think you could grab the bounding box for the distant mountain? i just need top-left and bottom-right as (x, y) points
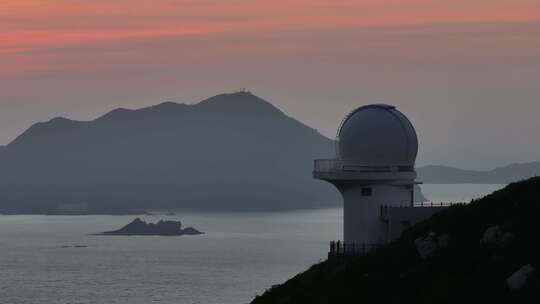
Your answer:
(417, 162), (540, 184)
(0, 92), (337, 213)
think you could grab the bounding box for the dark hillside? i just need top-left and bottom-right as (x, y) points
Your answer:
(252, 177), (540, 304)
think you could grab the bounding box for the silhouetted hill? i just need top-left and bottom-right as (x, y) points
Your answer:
(417, 163), (540, 184)
(251, 177), (540, 304)
(0, 92), (337, 213)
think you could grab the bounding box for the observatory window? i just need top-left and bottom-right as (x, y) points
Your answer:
(361, 187), (372, 196)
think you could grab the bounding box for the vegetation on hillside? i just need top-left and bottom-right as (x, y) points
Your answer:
(252, 177), (540, 304)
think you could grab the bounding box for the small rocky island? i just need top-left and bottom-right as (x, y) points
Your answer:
(97, 218), (204, 236)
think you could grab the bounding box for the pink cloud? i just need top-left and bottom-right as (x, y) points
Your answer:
(1, 0), (538, 76)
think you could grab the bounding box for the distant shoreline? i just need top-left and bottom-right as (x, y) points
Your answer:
(0, 183), (506, 216)
(0, 212), (151, 216)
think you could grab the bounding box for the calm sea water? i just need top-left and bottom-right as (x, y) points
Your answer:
(0, 184), (504, 304)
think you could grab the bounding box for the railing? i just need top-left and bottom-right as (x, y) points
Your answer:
(314, 159), (340, 173)
(314, 159), (413, 173)
(412, 201), (464, 207)
(379, 202), (464, 220)
(328, 241), (382, 257)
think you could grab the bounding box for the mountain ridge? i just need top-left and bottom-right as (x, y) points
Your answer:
(8, 92), (288, 147)
(1, 91), (539, 213)
(417, 162), (540, 184)
(0, 92), (337, 213)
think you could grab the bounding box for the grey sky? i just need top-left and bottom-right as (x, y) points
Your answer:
(1, 22), (539, 170)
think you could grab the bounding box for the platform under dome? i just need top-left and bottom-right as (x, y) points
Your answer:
(337, 104), (418, 167)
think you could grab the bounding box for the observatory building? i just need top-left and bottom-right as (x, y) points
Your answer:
(314, 104), (446, 255)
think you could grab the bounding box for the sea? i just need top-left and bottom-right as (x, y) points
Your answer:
(0, 184), (504, 304)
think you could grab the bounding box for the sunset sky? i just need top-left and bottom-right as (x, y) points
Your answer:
(1, 0), (539, 169)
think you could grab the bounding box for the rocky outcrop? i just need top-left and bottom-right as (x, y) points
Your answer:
(180, 227), (205, 235)
(480, 225), (514, 247)
(97, 218), (204, 236)
(414, 232), (438, 259)
(414, 232), (450, 259)
(507, 264), (534, 290)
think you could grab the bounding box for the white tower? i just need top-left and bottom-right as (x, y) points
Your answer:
(314, 104), (419, 248)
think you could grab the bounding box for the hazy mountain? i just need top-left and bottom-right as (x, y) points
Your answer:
(417, 162), (540, 184)
(0, 92), (338, 213)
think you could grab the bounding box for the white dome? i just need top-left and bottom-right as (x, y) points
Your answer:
(337, 104), (418, 166)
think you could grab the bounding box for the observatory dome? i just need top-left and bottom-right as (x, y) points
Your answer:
(337, 104), (418, 166)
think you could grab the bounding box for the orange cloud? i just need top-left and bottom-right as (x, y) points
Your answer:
(3, 1), (538, 37)
(0, 28), (218, 49)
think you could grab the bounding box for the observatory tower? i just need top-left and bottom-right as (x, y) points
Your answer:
(314, 104), (423, 250)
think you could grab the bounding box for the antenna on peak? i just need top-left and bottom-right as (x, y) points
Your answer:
(235, 88), (250, 94)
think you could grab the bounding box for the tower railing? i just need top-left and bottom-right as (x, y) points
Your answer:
(379, 202), (463, 220)
(314, 159), (413, 173)
(328, 241), (382, 258)
(412, 201), (464, 207)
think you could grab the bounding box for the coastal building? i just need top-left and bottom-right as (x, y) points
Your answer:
(313, 104), (447, 256)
